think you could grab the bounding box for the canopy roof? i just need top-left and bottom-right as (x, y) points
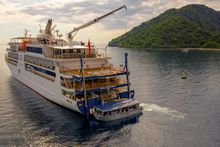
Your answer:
(50, 45), (89, 50)
(12, 37), (35, 40)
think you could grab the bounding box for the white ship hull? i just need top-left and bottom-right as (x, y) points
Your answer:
(6, 59), (82, 114)
(5, 9), (141, 121)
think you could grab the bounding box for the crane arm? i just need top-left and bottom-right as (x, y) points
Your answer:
(68, 5), (127, 38)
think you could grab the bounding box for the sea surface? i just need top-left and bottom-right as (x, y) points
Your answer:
(1, 45), (220, 147)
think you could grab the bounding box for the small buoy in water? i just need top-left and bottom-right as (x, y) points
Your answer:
(181, 75), (187, 79)
(181, 72), (187, 79)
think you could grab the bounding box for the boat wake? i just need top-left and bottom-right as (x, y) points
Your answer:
(140, 103), (185, 120)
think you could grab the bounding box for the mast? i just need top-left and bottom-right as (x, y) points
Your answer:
(79, 54), (89, 119)
(67, 5), (127, 42)
(124, 53), (130, 98)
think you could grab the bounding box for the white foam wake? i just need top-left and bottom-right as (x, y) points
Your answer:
(140, 103), (185, 120)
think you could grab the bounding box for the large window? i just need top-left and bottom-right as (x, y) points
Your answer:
(25, 63), (56, 77)
(27, 47), (43, 54)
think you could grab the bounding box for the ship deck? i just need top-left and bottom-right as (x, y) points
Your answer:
(61, 67), (127, 80)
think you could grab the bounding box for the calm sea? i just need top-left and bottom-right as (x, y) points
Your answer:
(1, 45), (220, 146)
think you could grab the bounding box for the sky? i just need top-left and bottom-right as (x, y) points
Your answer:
(0, 0), (220, 46)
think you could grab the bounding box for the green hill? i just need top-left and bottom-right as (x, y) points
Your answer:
(108, 4), (220, 48)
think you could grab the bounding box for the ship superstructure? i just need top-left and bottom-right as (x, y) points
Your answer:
(5, 5), (142, 121)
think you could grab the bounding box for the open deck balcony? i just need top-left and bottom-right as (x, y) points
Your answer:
(60, 66), (127, 80)
(61, 77), (126, 90)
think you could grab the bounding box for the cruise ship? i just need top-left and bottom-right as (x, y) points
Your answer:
(5, 5), (142, 121)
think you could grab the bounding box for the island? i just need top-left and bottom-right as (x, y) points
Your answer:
(108, 4), (220, 49)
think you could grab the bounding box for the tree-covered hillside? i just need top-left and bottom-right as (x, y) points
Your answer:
(108, 4), (220, 48)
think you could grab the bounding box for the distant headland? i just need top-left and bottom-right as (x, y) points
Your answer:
(108, 4), (220, 49)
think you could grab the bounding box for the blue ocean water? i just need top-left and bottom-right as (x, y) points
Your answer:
(1, 45), (220, 146)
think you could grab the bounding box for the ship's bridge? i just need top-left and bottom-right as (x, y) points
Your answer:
(45, 45), (106, 59)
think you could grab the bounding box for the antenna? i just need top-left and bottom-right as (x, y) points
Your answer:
(39, 24), (43, 34)
(24, 29), (29, 37)
(55, 30), (63, 39)
(55, 30), (58, 36)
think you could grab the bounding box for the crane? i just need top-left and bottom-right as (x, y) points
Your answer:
(67, 5), (127, 42)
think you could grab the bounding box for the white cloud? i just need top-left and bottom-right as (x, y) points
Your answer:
(0, 0), (219, 45)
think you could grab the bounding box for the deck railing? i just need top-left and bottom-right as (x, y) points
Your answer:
(48, 48), (107, 59)
(61, 78), (125, 90)
(51, 53), (97, 59)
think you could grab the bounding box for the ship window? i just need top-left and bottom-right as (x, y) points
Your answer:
(55, 49), (60, 55)
(26, 47), (43, 54)
(54, 49), (58, 54)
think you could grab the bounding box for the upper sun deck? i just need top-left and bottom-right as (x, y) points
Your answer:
(7, 37), (107, 60)
(7, 37), (37, 52)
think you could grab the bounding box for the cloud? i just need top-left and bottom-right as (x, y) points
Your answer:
(1, 0), (220, 29)
(0, 0), (220, 45)
(20, 0), (126, 25)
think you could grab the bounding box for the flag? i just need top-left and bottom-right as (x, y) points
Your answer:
(88, 38), (91, 56)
